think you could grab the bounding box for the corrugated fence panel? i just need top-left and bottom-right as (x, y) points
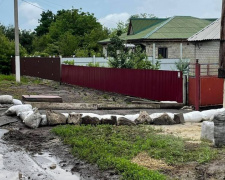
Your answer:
(189, 77), (223, 107)
(62, 65), (183, 103)
(11, 57), (60, 81)
(200, 77), (223, 106)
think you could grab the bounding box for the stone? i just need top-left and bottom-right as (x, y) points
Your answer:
(213, 111), (225, 147)
(49, 164), (56, 169)
(134, 111), (152, 124)
(46, 110), (67, 125)
(174, 113), (185, 124)
(101, 116), (117, 125)
(68, 113), (82, 125)
(117, 117), (136, 126)
(152, 113), (175, 125)
(81, 116), (100, 126)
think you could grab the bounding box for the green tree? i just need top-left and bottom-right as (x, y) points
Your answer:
(0, 31), (26, 74)
(58, 32), (80, 56)
(0, 24), (36, 54)
(107, 33), (160, 70)
(35, 10), (55, 36)
(107, 33), (130, 68)
(130, 13), (157, 19)
(32, 8), (108, 57)
(19, 30), (35, 54)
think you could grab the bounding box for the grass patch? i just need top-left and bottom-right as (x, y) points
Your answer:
(52, 125), (218, 180)
(0, 74), (41, 85)
(0, 74), (41, 99)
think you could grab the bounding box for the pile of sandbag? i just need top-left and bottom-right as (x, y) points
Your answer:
(183, 109), (225, 123)
(0, 95), (23, 106)
(4, 104), (186, 129)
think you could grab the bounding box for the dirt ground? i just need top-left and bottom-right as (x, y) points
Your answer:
(1, 80), (225, 179)
(153, 122), (202, 142)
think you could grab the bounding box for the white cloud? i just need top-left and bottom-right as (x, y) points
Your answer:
(98, 12), (130, 29)
(19, 1), (42, 30)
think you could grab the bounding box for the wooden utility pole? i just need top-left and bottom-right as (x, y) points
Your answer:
(14, 0), (20, 82)
(219, 0), (225, 107)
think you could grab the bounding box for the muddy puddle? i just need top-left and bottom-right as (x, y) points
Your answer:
(0, 129), (81, 180)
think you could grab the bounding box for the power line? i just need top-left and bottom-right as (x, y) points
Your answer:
(21, 0), (46, 11)
(36, 0), (67, 9)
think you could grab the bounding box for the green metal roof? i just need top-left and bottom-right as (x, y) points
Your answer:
(128, 18), (168, 35)
(99, 16), (215, 43)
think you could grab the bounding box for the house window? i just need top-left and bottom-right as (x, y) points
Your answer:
(158, 47), (168, 58)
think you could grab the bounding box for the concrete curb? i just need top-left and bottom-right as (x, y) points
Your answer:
(26, 102), (184, 110)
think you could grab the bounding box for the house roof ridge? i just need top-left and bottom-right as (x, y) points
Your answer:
(130, 17), (168, 20)
(188, 18), (220, 40)
(143, 16), (175, 38)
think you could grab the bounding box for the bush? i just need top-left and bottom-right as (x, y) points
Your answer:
(63, 60), (75, 65)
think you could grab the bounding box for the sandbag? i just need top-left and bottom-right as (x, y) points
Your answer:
(201, 110), (218, 121)
(150, 113), (174, 121)
(82, 113), (101, 119)
(62, 113), (69, 120)
(5, 104), (32, 116)
(124, 114), (139, 122)
(68, 113), (82, 125)
(24, 109), (42, 129)
(19, 110), (33, 122)
(40, 115), (48, 126)
(46, 110), (67, 125)
(13, 99), (23, 105)
(0, 95), (13, 104)
(183, 111), (203, 122)
(201, 121), (214, 142)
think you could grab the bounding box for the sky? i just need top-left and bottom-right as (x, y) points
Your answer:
(0, 0), (222, 30)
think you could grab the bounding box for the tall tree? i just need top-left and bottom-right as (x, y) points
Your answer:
(0, 31), (26, 74)
(32, 8), (108, 56)
(35, 10), (55, 36)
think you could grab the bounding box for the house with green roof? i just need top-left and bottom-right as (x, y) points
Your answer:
(99, 16), (216, 64)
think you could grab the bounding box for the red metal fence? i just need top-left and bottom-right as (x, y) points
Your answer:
(61, 65), (183, 103)
(188, 61), (223, 110)
(11, 57), (60, 81)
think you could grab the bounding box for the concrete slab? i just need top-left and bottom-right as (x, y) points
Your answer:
(26, 102), (98, 110)
(0, 116), (18, 127)
(22, 95), (63, 103)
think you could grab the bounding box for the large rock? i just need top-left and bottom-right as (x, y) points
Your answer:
(213, 111), (225, 147)
(46, 110), (67, 125)
(81, 116), (100, 126)
(134, 111), (152, 124)
(152, 113), (175, 125)
(68, 113), (82, 125)
(174, 113), (185, 124)
(101, 116), (117, 125)
(117, 117), (136, 126)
